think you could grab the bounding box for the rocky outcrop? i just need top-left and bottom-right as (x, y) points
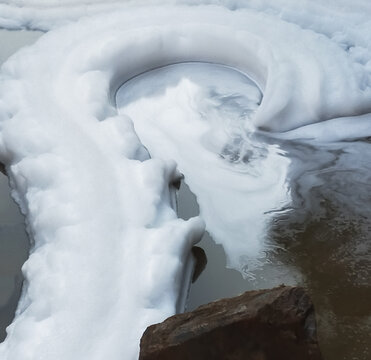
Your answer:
(139, 286), (322, 360)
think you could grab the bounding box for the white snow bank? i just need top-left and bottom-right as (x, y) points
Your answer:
(0, 1), (371, 360)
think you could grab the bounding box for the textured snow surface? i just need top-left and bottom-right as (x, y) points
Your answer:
(0, 1), (371, 359)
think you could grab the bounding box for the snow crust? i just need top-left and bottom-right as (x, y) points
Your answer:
(0, 1), (371, 359)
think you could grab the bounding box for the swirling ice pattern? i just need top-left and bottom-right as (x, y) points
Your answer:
(0, 1), (371, 359)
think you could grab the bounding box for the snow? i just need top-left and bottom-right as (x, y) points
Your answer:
(0, 1), (370, 359)
(116, 62), (290, 274)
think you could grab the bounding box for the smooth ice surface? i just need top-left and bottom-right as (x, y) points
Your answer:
(0, 1), (370, 360)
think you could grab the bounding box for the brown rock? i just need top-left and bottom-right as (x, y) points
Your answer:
(139, 286), (322, 360)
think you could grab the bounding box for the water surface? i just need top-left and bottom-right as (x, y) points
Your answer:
(117, 63), (371, 360)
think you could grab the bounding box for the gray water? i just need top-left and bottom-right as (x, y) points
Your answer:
(181, 138), (371, 360)
(0, 29), (43, 342)
(179, 182), (300, 311)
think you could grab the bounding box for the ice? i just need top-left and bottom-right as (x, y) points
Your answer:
(116, 63), (290, 274)
(0, 1), (370, 359)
